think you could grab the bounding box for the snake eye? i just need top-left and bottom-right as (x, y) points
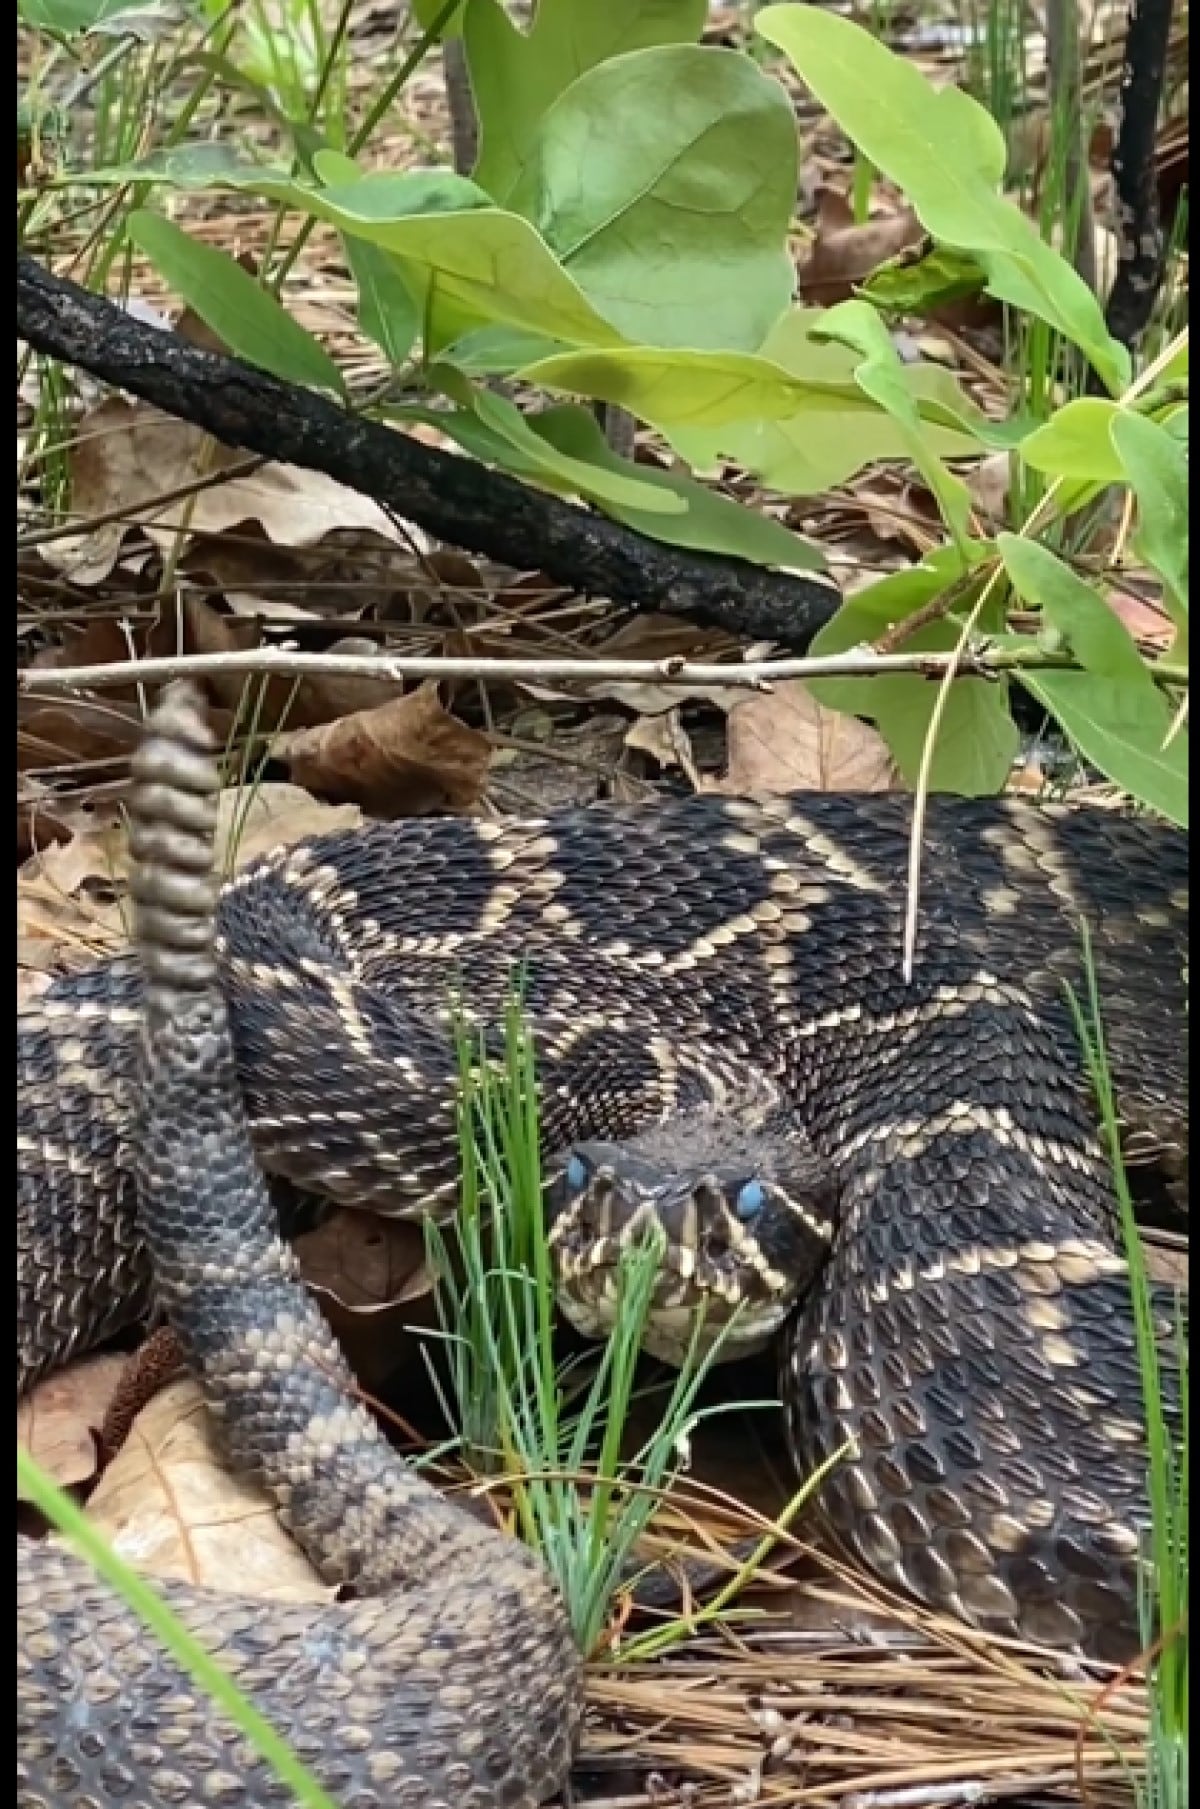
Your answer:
(734, 1179), (767, 1221)
(565, 1154), (590, 1193)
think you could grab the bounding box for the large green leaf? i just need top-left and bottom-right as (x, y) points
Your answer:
(97, 151), (624, 353)
(755, 5), (1129, 393)
(1018, 670), (1188, 825)
(344, 238), (421, 369)
(520, 344), (839, 429)
(523, 307), (985, 490)
(1020, 398), (1131, 482)
(506, 46), (797, 351)
(997, 534), (1188, 820)
(1110, 411), (1190, 640)
(126, 211), (345, 395)
(817, 300), (975, 551)
(297, 182), (627, 350)
(529, 405), (828, 570)
(466, 0), (708, 202)
(998, 534), (1153, 679)
(314, 153), (420, 369)
(806, 550), (1018, 794)
(430, 368), (684, 515)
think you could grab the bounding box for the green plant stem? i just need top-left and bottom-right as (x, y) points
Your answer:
(16, 644), (1192, 698)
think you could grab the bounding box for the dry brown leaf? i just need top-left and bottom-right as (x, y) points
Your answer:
(706, 683), (899, 796)
(798, 189), (926, 304)
(624, 709), (704, 787)
(39, 398), (414, 585)
(17, 1354), (129, 1495)
(280, 681), (491, 817)
(16, 831), (129, 959)
(297, 1210), (430, 1316)
(297, 1210), (432, 1390)
(216, 783), (364, 869)
(83, 1378), (330, 1603)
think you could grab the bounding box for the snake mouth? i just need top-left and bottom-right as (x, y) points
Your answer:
(547, 1133), (834, 1367)
(553, 1229), (797, 1366)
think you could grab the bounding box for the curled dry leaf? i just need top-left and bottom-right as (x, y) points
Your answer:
(16, 831), (130, 966)
(37, 397), (414, 587)
(706, 682), (899, 796)
(17, 1354), (129, 1495)
(280, 681), (491, 818)
(624, 709), (705, 788)
(82, 1379), (330, 1604)
(798, 189), (926, 304)
(296, 1209), (433, 1392)
(215, 782), (363, 871)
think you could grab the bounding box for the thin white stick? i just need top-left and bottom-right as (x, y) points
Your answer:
(19, 642), (1169, 698)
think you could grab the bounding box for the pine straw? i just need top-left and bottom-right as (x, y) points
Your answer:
(580, 1630), (1145, 1805)
(558, 1496), (1153, 1807)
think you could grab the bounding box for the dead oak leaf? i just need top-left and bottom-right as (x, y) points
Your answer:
(706, 683), (899, 796)
(799, 189), (926, 304)
(38, 396), (416, 586)
(17, 1354), (129, 1494)
(279, 681), (491, 818)
(296, 1209), (432, 1392)
(82, 1379), (330, 1604)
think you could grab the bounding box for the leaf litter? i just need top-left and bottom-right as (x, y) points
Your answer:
(17, 0), (1187, 1798)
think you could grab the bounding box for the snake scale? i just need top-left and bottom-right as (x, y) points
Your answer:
(18, 684), (1187, 1805)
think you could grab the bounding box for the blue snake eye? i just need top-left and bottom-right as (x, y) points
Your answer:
(565, 1154), (589, 1193)
(734, 1179), (767, 1220)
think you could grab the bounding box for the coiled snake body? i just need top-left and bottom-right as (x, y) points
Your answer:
(18, 687), (1187, 1802)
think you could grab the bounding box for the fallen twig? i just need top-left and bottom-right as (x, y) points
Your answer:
(20, 642), (1187, 697)
(17, 254), (841, 653)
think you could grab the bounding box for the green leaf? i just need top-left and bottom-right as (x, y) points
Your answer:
(1018, 670), (1188, 825)
(997, 534), (1152, 680)
(522, 307), (986, 489)
(1110, 411), (1190, 635)
(520, 344), (835, 429)
(412, 0), (466, 35)
(997, 534), (1188, 820)
(861, 242), (987, 314)
(86, 143), (288, 189)
(293, 188), (626, 350)
(315, 166), (494, 217)
(817, 300), (975, 551)
(431, 369), (684, 515)
(529, 406), (828, 570)
(20, 0), (159, 31)
(344, 240), (420, 369)
(125, 211), (345, 395)
(506, 46), (797, 351)
(466, 0), (708, 202)
(755, 5), (1129, 392)
(310, 153), (421, 369)
(1020, 398), (1130, 481)
(442, 325), (573, 374)
(878, 666), (1021, 794)
(677, 310), (989, 492)
(806, 549), (1017, 794)
(99, 153), (620, 353)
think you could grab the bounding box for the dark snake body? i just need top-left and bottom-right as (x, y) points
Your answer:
(18, 690), (582, 1808)
(18, 693), (1188, 1798)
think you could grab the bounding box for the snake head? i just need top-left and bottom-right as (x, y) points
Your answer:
(547, 1113), (836, 1367)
